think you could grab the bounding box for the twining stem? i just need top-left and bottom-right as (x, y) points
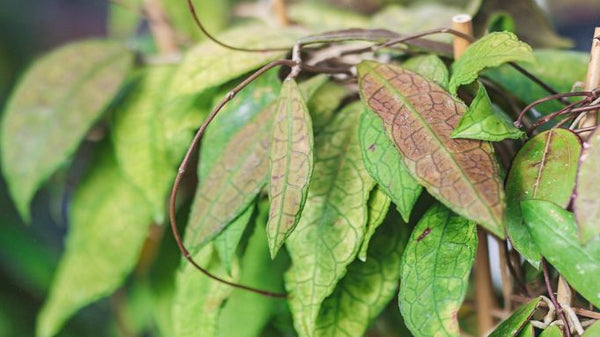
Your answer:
(542, 259), (572, 336)
(512, 295), (600, 320)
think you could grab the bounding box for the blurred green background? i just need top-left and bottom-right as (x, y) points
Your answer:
(0, 0), (598, 336)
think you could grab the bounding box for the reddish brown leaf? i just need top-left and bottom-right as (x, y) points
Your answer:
(357, 61), (505, 237)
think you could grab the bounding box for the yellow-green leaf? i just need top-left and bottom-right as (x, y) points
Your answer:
(506, 129), (581, 266)
(488, 297), (541, 337)
(452, 83), (524, 141)
(399, 203), (477, 337)
(522, 200), (600, 307)
(583, 320), (600, 337)
(516, 323), (534, 337)
(358, 187), (392, 262)
(358, 61), (506, 237)
(112, 65), (176, 222)
(1, 39), (133, 221)
(267, 79), (314, 258)
(214, 202), (255, 275)
(539, 325), (563, 337)
(284, 102), (375, 337)
(315, 212), (409, 337)
(575, 127), (600, 244)
(449, 32), (534, 94)
(403, 54), (450, 89)
(37, 145), (153, 337)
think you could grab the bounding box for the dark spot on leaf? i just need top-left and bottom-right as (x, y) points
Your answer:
(417, 227), (431, 242)
(368, 143), (376, 152)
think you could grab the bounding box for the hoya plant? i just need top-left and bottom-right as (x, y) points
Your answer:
(1, 0), (599, 336)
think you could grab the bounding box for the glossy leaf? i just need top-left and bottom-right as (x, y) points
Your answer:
(359, 106), (421, 222)
(488, 297), (541, 337)
(1, 40), (133, 221)
(358, 187), (392, 262)
(399, 203), (477, 337)
(358, 61), (505, 237)
(37, 146), (153, 337)
(112, 65), (175, 222)
(218, 200), (288, 337)
(214, 203), (254, 275)
(539, 325), (563, 337)
(267, 79), (314, 258)
(173, 245), (238, 337)
(403, 54), (449, 88)
(575, 127), (600, 244)
(449, 32), (534, 94)
(452, 83), (524, 141)
(516, 323), (534, 337)
(185, 104), (274, 254)
(315, 212), (410, 337)
(506, 129), (581, 265)
(284, 102), (375, 337)
(169, 24), (298, 98)
(522, 200), (600, 307)
(583, 320), (600, 337)
(484, 50), (588, 115)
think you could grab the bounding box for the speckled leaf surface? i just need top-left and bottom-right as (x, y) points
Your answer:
(315, 213), (409, 337)
(37, 146), (153, 337)
(522, 200), (600, 307)
(575, 127), (600, 244)
(112, 65), (175, 222)
(267, 79), (314, 258)
(449, 32), (534, 94)
(284, 102), (375, 337)
(359, 107), (421, 222)
(358, 61), (505, 237)
(452, 83), (524, 141)
(214, 203), (254, 275)
(399, 203), (477, 337)
(358, 187), (392, 261)
(1, 39), (133, 221)
(484, 50), (588, 115)
(403, 54), (449, 88)
(488, 297), (541, 337)
(173, 245), (238, 337)
(539, 325), (563, 337)
(582, 320), (600, 337)
(506, 129), (581, 266)
(185, 104), (274, 254)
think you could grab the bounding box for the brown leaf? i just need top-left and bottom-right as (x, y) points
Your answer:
(357, 61), (505, 237)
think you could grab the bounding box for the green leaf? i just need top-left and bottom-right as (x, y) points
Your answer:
(449, 32), (534, 94)
(173, 245), (238, 337)
(169, 23), (298, 98)
(358, 61), (506, 237)
(185, 103), (274, 254)
(488, 297), (541, 337)
(37, 145), (153, 337)
(516, 323), (534, 337)
(359, 102), (422, 222)
(112, 65), (176, 222)
(358, 187), (392, 262)
(486, 12), (516, 33)
(403, 54), (449, 89)
(522, 200), (600, 307)
(575, 127), (600, 244)
(506, 129), (581, 266)
(107, 0), (141, 38)
(218, 200), (289, 337)
(162, 0), (229, 41)
(289, 2), (369, 31)
(214, 202), (255, 275)
(583, 320), (600, 337)
(451, 83), (524, 141)
(298, 75), (329, 101)
(307, 81), (349, 131)
(484, 50), (588, 115)
(399, 203), (477, 337)
(267, 79), (314, 258)
(539, 325), (563, 337)
(284, 102), (375, 337)
(315, 211), (410, 337)
(1, 39), (133, 221)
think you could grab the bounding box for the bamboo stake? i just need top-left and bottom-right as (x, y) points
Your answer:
(497, 238), (512, 312)
(452, 14), (497, 335)
(578, 27), (600, 139)
(144, 0), (179, 55)
(451, 14), (473, 60)
(272, 0), (290, 27)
